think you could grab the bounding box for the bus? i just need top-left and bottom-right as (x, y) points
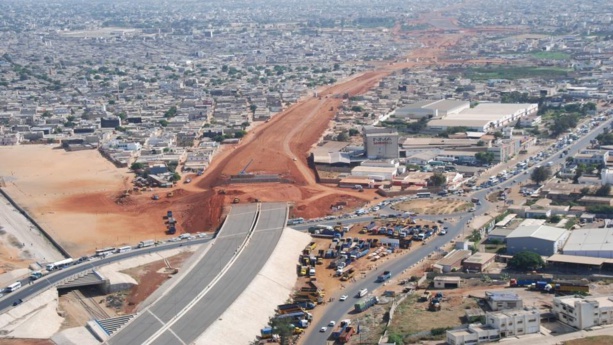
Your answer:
(5, 282), (21, 292)
(416, 192), (431, 198)
(95, 247), (116, 257)
(115, 246), (132, 254)
(287, 217), (305, 226)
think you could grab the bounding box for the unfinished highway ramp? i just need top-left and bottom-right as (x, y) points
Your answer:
(107, 202), (288, 345)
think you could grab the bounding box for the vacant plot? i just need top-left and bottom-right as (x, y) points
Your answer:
(464, 66), (570, 80)
(566, 336), (613, 345)
(387, 293), (478, 343)
(394, 199), (471, 215)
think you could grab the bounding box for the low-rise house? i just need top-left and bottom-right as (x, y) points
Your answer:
(553, 295), (613, 329)
(463, 252), (496, 273)
(485, 291), (523, 311)
(433, 249), (472, 273)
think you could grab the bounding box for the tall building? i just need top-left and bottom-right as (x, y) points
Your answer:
(363, 126), (399, 159)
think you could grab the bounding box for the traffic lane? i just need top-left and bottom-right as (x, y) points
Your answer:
(0, 238), (212, 312)
(306, 215), (470, 344)
(156, 227), (284, 345)
(219, 203), (259, 237)
(111, 205), (259, 344)
(110, 237), (242, 344)
(109, 312), (164, 345)
(149, 238), (239, 321)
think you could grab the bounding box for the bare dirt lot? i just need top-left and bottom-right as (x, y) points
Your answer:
(394, 198), (472, 215)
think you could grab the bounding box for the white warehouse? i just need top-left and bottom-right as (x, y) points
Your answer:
(562, 228), (613, 258)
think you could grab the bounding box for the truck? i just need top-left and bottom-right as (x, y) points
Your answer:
(46, 258), (74, 271)
(274, 311), (313, 322)
(340, 268), (356, 281)
(30, 270), (45, 280)
(509, 278), (552, 287)
(137, 239), (155, 248)
(471, 197), (481, 205)
(553, 282), (590, 294)
(277, 305), (305, 315)
(357, 288), (368, 298)
(354, 296), (378, 312)
(338, 326), (355, 343)
(376, 270), (392, 283)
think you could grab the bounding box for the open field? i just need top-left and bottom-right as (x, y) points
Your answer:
(530, 51), (571, 60)
(394, 199), (472, 215)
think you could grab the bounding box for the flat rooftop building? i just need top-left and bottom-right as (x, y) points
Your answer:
(563, 228), (613, 258)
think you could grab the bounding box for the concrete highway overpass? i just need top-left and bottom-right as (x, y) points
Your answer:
(107, 202), (288, 345)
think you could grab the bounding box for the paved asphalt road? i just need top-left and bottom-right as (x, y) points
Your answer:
(0, 237), (213, 313)
(109, 203), (259, 345)
(149, 202), (288, 345)
(304, 116), (613, 344)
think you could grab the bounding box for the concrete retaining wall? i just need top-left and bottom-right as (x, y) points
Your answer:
(0, 188), (70, 258)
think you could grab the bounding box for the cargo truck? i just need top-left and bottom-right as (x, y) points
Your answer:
(340, 268), (356, 281)
(354, 296), (378, 312)
(274, 311), (313, 322)
(376, 270), (392, 283)
(338, 326), (355, 343)
(137, 239), (155, 248)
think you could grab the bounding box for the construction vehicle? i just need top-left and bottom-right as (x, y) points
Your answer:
(298, 265), (308, 276)
(167, 191), (174, 198)
(429, 298), (441, 311)
(239, 159), (253, 175)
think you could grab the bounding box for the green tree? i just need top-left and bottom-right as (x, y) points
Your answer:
(164, 106), (177, 118)
(508, 251), (545, 270)
(337, 131), (349, 141)
(41, 110), (52, 118)
(350, 105), (363, 112)
(549, 113), (578, 137)
(595, 184), (611, 197)
(493, 131), (503, 139)
(159, 120), (168, 127)
(468, 230), (481, 243)
(549, 215), (562, 223)
(388, 333), (404, 344)
(130, 162), (145, 171)
(269, 316), (294, 345)
(348, 128), (359, 136)
(171, 172), (181, 182)
(531, 166), (551, 184)
(580, 187), (591, 195)
(475, 152), (495, 165)
(430, 172), (447, 187)
(249, 104), (257, 113)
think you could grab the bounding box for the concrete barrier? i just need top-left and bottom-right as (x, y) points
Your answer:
(0, 188), (71, 258)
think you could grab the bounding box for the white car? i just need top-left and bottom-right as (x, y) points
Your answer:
(328, 321), (336, 327)
(439, 230), (447, 235)
(319, 327), (327, 333)
(339, 295), (348, 301)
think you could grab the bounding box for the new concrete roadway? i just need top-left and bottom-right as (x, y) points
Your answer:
(108, 203), (259, 345)
(303, 116), (613, 344)
(147, 202), (288, 345)
(0, 237), (213, 313)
